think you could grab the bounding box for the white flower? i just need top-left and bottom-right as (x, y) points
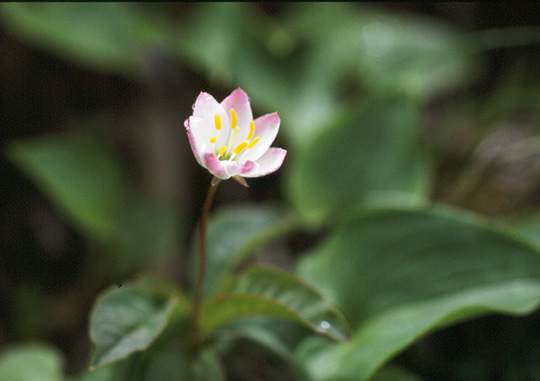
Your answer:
(184, 88), (287, 186)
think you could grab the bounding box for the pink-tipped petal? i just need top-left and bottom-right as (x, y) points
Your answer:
(203, 153), (229, 179)
(240, 160), (256, 174)
(244, 112), (281, 162)
(243, 148), (287, 178)
(184, 117), (203, 166)
(221, 88), (253, 130)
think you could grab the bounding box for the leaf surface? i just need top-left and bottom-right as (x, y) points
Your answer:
(297, 207), (540, 380)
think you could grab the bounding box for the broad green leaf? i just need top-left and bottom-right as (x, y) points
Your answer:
(190, 205), (293, 298)
(213, 317), (306, 361)
(287, 96), (430, 225)
(0, 3), (174, 79)
(6, 133), (179, 274)
(7, 134), (127, 242)
(513, 211), (540, 248)
(297, 207), (540, 380)
(200, 266), (350, 342)
(143, 349), (224, 381)
(89, 285), (179, 369)
(0, 343), (64, 381)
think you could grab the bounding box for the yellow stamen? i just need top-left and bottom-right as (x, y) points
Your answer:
(214, 115), (222, 130)
(231, 126), (239, 143)
(230, 108), (237, 129)
(247, 136), (260, 149)
(209, 136), (216, 144)
(247, 120), (255, 140)
(233, 142), (248, 155)
(218, 145), (228, 157)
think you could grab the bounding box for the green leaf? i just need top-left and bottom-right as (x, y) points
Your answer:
(89, 285), (179, 369)
(512, 211), (540, 248)
(286, 3), (476, 99)
(0, 343), (64, 381)
(143, 349), (225, 381)
(214, 317), (305, 361)
(176, 3), (250, 85)
(200, 266), (350, 342)
(7, 134), (127, 242)
(70, 356), (138, 381)
(287, 96), (430, 225)
(6, 133), (179, 274)
(296, 207), (540, 380)
(191, 205), (293, 298)
(0, 3), (173, 79)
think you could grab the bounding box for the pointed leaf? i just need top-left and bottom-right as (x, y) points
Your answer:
(89, 285), (179, 369)
(200, 266), (350, 342)
(297, 207), (540, 380)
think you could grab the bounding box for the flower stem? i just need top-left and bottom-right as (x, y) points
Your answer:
(190, 178), (220, 348)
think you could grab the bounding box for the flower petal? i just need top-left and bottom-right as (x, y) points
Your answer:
(184, 117), (204, 166)
(193, 92), (222, 119)
(192, 92), (230, 148)
(221, 88), (253, 132)
(203, 153), (228, 179)
(203, 153), (256, 180)
(243, 148), (287, 178)
(243, 112), (281, 162)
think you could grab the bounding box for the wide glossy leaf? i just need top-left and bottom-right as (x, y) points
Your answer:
(0, 343), (64, 381)
(190, 205), (293, 299)
(287, 96), (430, 225)
(200, 266), (350, 342)
(89, 285), (179, 369)
(296, 207), (540, 380)
(213, 317), (306, 361)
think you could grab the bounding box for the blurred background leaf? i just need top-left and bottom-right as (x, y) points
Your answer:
(0, 343), (65, 381)
(0, 3), (176, 79)
(6, 131), (179, 277)
(287, 95), (431, 225)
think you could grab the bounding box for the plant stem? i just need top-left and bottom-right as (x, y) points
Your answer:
(189, 178), (220, 348)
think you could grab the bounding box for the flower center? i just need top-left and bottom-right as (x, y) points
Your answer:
(209, 108), (260, 161)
